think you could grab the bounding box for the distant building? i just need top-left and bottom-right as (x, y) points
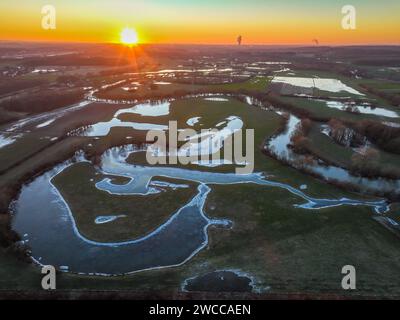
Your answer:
(237, 35), (242, 46)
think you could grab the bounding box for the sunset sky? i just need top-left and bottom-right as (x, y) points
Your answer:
(1, 0), (399, 45)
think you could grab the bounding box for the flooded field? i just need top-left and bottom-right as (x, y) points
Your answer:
(266, 114), (400, 194)
(1, 43), (400, 297)
(319, 100), (398, 118)
(11, 95), (393, 275)
(272, 76), (364, 96)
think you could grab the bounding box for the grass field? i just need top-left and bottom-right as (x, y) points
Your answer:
(207, 76), (271, 92)
(356, 79), (400, 91)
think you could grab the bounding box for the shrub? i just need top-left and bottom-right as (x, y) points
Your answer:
(352, 120), (400, 154)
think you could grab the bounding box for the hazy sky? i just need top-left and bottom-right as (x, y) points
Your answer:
(1, 0), (399, 44)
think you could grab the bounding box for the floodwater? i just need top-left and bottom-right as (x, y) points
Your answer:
(267, 115), (300, 158)
(12, 160), (229, 275)
(83, 118), (168, 136)
(204, 97), (230, 102)
(272, 76), (364, 95)
(266, 114), (400, 194)
(80, 101), (172, 136)
(186, 117), (201, 126)
(10, 94), (394, 276)
(321, 100), (398, 118)
(36, 118), (56, 128)
(74, 97), (245, 164)
(12, 144), (389, 275)
(114, 101), (170, 117)
(0, 135), (17, 149)
(0, 100), (91, 149)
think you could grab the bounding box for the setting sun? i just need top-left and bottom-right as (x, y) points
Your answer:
(120, 27), (139, 46)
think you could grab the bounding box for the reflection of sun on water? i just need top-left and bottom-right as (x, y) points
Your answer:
(120, 27), (139, 46)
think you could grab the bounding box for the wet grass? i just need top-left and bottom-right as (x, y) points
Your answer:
(206, 77), (271, 92)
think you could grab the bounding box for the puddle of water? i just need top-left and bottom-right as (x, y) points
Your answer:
(125, 68), (233, 77)
(115, 101), (170, 117)
(5, 101), (91, 134)
(95, 215), (127, 224)
(154, 81), (172, 85)
(122, 87), (137, 91)
(150, 180), (189, 190)
(70, 101), (171, 137)
(0, 135), (18, 149)
(32, 68), (58, 74)
(36, 118), (56, 128)
(246, 66), (267, 70)
(274, 68), (291, 73)
(82, 118), (168, 137)
(386, 217), (399, 226)
(192, 159), (245, 167)
(186, 117), (201, 126)
(204, 97), (229, 102)
(254, 62), (291, 65)
(383, 122), (400, 128)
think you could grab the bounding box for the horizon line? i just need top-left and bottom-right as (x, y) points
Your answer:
(1, 39), (400, 47)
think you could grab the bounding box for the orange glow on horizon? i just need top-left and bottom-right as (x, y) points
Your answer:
(0, 1), (399, 46)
